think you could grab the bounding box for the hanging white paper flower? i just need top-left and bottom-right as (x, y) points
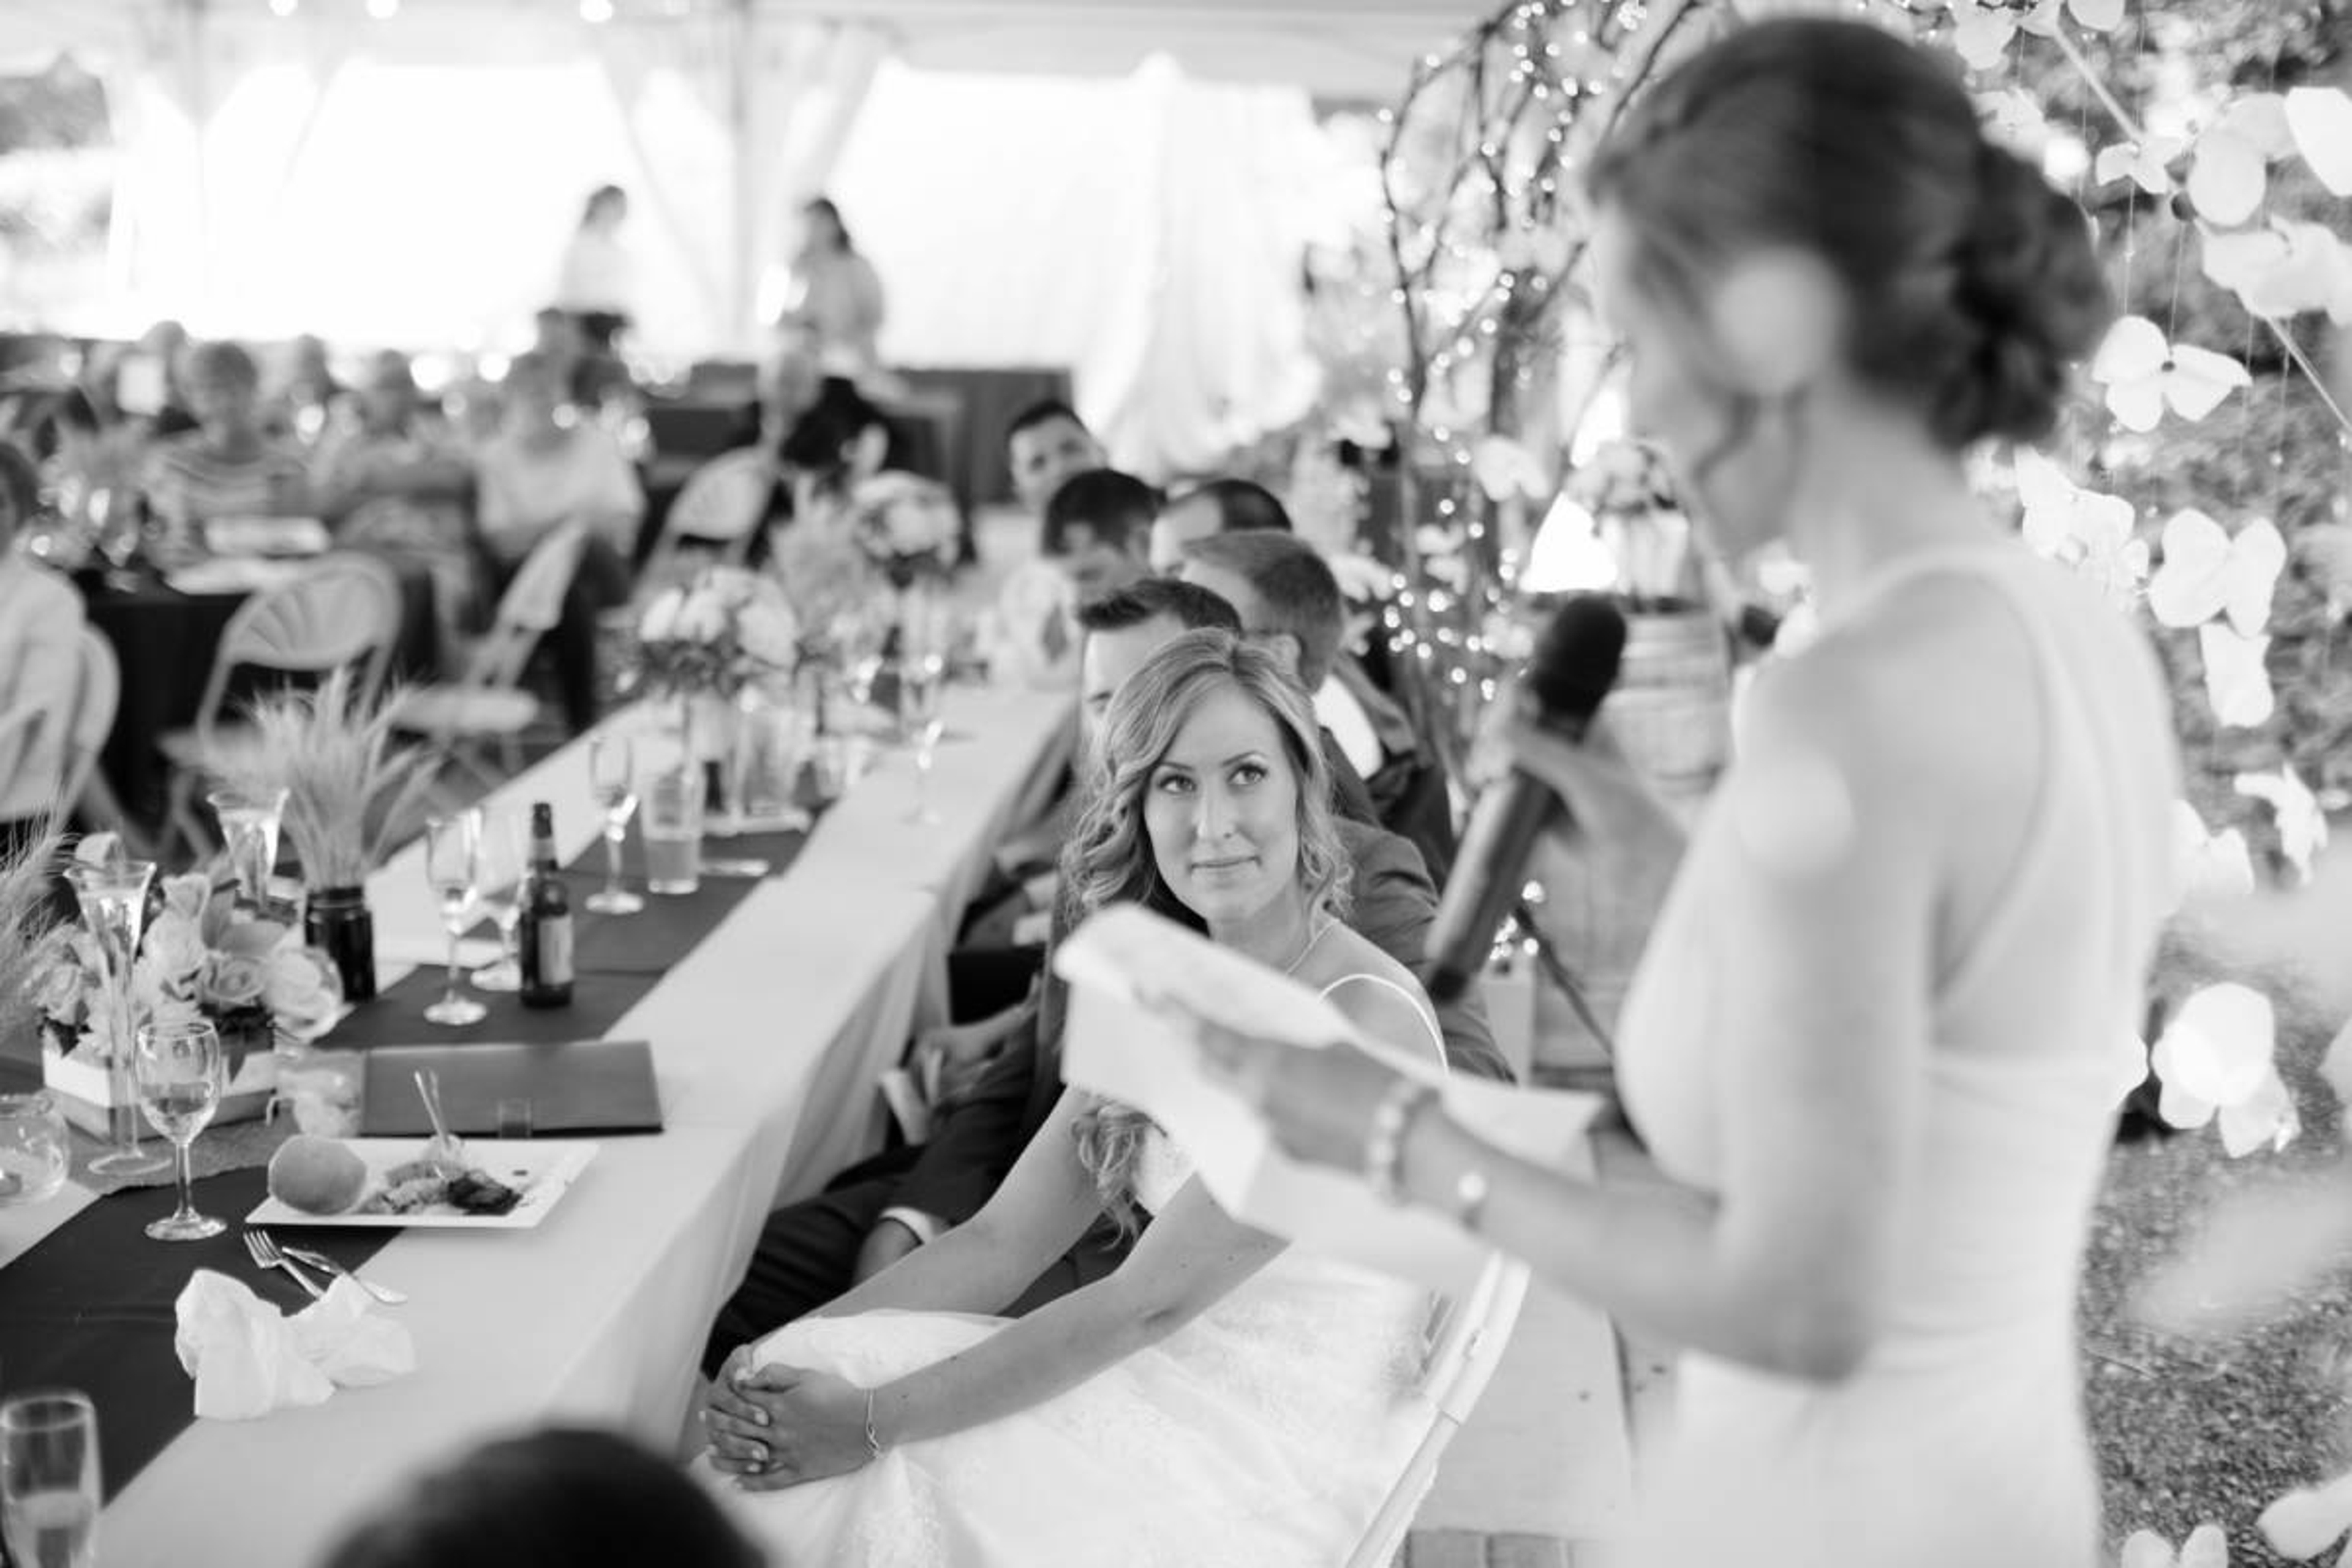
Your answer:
(1944, 0), (2121, 72)
(1978, 87), (2048, 150)
(2171, 798), (2256, 911)
(2202, 222), (2352, 325)
(2284, 85), (2352, 196)
(2146, 511), (2285, 634)
(2119, 1523), (2230, 1568)
(1471, 435), (1548, 503)
(2234, 764), (2328, 884)
(2185, 113), (2279, 227)
(2093, 135), (2187, 195)
(2152, 982), (2299, 1156)
(2090, 317), (2253, 431)
(2259, 1468), (2352, 1562)
(2013, 448), (2147, 608)
(2198, 623), (2275, 729)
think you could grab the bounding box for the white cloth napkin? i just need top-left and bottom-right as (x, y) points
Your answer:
(173, 1269), (417, 1420)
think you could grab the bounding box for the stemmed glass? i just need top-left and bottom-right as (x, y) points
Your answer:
(421, 812), (487, 1027)
(469, 810), (529, 993)
(900, 652), (948, 824)
(64, 856), (168, 1177)
(96, 489), (143, 590)
(207, 786), (287, 913)
(587, 735), (644, 915)
(134, 1018), (225, 1242)
(1, 1390), (100, 1568)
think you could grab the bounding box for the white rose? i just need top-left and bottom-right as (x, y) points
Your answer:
(676, 589), (729, 644)
(638, 587), (686, 642)
(737, 601), (799, 668)
(263, 949), (341, 1036)
(141, 911), (206, 990)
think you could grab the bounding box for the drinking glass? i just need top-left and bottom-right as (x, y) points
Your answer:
(64, 858), (168, 1177)
(206, 786), (287, 913)
(0, 1091), (70, 1208)
(1, 1391), (100, 1568)
(641, 767), (703, 895)
(134, 1019), (225, 1242)
(469, 810), (528, 992)
(586, 734), (644, 915)
(900, 652), (948, 824)
(421, 812), (487, 1027)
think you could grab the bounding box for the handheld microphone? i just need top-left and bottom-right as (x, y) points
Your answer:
(1425, 595), (1627, 1003)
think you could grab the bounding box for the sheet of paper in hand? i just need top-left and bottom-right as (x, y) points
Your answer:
(1055, 904), (1604, 1295)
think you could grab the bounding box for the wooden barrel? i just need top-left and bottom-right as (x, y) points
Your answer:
(1605, 598), (1733, 813)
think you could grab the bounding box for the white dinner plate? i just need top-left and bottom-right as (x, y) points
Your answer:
(244, 1139), (598, 1231)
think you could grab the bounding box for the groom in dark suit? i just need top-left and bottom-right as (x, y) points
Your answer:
(702, 576), (1509, 1375)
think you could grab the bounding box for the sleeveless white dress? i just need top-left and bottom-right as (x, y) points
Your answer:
(717, 974), (1444, 1567)
(1610, 548), (2177, 1567)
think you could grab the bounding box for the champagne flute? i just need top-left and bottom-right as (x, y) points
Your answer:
(134, 1018), (225, 1242)
(65, 857), (168, 1178)
(469, 810), (528, 992)
(1, 1390), (100, 1568)
(421, 812), (487, 1027)
(901, 652), (948, 824)
(587, 734), (644, 914)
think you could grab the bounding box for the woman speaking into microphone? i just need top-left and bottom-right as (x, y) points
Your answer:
(1194, 18), (2177, 1566)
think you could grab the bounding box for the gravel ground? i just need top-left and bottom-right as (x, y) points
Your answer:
(2082, 940), (2352, 1563)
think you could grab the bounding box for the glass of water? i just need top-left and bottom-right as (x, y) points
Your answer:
(1, 1390), (100, 1568)
(641, 766), (703, 895)
(0, 1092), (69, 1208)
(134, 1019), (225, 1242)
(586, 734), (644, 915)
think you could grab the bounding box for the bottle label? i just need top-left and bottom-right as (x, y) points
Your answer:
(538, 916), (575, 989)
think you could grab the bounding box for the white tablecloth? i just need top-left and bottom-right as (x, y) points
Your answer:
(26, 679), (1073, 1568)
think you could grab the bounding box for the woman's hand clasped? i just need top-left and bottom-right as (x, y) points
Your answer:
(704, 1353), (876, 1493)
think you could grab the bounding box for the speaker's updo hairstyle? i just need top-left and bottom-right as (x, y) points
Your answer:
(1586, 18), (2112, 448)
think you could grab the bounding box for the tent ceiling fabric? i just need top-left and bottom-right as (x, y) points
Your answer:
(10, 0), (1489, 100)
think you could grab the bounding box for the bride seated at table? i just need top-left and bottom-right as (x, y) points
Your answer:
(702, 628), (1444, 1566)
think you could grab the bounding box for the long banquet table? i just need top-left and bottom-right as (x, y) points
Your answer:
(0, 677), (1074, 1568)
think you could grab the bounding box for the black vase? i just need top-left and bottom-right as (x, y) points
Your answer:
(304, 885), (377, 1003)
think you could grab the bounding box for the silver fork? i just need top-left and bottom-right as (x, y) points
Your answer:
(280, 1243), (408, 1306)
(243, 1228), (324, 1300)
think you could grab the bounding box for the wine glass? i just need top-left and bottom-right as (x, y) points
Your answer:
(134, 1018), (225, 1242)
(900, 652), (948, 824)
(96, 489), (143, 590)
(207, 786), (287, 913)
(421, 812), (487, 1027)
(586, 734), (644, 915)
(469, 810), (529, 992)
(1, 1390), (100, 1568)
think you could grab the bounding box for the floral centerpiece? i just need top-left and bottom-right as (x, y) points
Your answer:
(628, 565), (802, 701)
(36, 845), (344, 1134)
(845, 472), (962, 591)
(1562, 437), (1701, 611)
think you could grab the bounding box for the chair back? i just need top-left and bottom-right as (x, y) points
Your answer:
(192, 552), (403, 748)
(0, 704), (45, 815)
(646, 447), (774, 576)
(60, 625), (119, 811)
(467, 523), (589, 691)
(1342, 1251), (1533, 1568)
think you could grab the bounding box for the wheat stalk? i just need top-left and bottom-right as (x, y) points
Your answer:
(0, 815), (66, 1052)
(216, 671), (437, 888)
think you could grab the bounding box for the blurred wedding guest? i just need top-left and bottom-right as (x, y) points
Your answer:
(776, 377), (898, 529)
(0, 441), (87, 840)
(320, 1428), (767, 1568)
(475, 349), (640, 731)
(1148, 475), (1291, 575)
(533, 304), (632, 412)
(139, 340), (314, 564)
(774, 197), (885, 383)
(556, 184), (635, 353)
(268, 334), (349, 447)
(1197, 21), (2167, 1568)
(1039, 469), (1156, 601)
(314, 351), (480, 657)
(96, 318), (196, 439)
(1003, 400), (1103, 522)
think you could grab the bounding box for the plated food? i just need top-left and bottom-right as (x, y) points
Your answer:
(251, 1137), (596, 1231)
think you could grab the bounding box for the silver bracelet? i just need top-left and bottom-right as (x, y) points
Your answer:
(1363, 1079), (1440, 1206)
(862, 1389), (884, 1462)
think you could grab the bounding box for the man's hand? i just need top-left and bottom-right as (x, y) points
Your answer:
(853, 1217), (925, 1283)
(704, 1358), (875, 1492)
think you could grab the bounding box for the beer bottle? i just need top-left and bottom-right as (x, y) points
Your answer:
(518, 801), (574, 1008)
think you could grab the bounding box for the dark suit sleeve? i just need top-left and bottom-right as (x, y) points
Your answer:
(1344, 824), (1517, 1084)
(889, 1006), (1042, 1227)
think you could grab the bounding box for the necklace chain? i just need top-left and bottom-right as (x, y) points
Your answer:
(1280, 917), (1332, 977)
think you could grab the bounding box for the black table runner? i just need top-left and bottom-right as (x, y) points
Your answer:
(0, 818), (813, 1502)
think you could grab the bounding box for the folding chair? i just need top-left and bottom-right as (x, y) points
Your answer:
(61, 626), (120, 814)
(1344, 1251), (1535, 1568)
(643, 447), (775, 581)
(390, 522), (589, 796)
(157, 552), (404, 858)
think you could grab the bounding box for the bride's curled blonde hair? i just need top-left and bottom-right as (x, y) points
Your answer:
(1063, 630), (1350, 1231)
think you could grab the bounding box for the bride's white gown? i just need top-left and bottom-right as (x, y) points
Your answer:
(715, 1064), (1440, 1563)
